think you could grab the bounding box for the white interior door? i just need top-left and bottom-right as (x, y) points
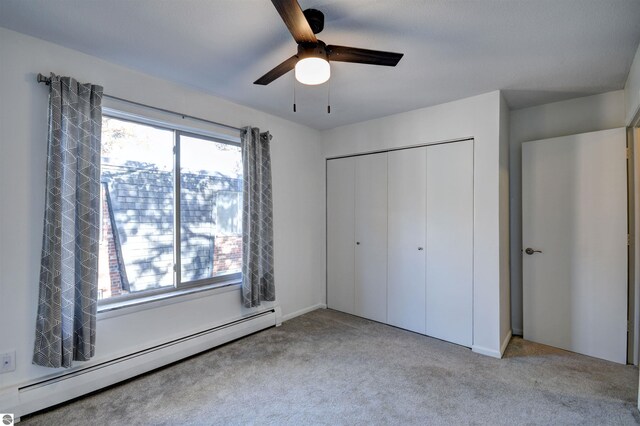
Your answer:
(425, 140), (474, 347)
(327, 157), (355, 315)
(355, 152), (388, 323)
(388, 148), (427, 333)
(522, 128), (627, 364)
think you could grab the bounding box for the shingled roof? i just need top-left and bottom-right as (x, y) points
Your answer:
(102, 160), (242, 293)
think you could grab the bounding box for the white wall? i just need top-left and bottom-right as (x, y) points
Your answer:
(626, 43), (640, 125)
(321, 91), (510, 357)
(0, 28), (325, 394)
(509, 91), (626, 334)
(499, 94), (511, 348)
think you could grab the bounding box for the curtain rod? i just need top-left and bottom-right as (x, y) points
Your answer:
(36, 73), (243, 133)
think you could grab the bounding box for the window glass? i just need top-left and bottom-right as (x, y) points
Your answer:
(98, 117), (174, 300)
(97, 116), (242, 304)
(179, 135), (243, 282)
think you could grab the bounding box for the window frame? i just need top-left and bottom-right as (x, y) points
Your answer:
(97, 112), (243, 309)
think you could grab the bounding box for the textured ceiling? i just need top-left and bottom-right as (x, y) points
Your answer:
(1, 0), (640, 130)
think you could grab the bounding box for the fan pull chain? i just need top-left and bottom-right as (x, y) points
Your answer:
(293, 77), (297, 112)
(327, 77), (331, 114)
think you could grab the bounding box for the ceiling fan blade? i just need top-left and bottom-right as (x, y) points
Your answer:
(326, 45), (404, 67)
(254, 55), (298, 85)
(271, 0), (317, 44)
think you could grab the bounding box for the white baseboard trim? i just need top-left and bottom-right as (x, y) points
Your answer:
(472, 330), (512, 359)
(282, 303), (326, 322)
(274, 305), (283, 326)
(500, 330), (513, 357)
(8, 309), (277, 419)
(512, 328), (523, 336)
(471, 345), (502, 359)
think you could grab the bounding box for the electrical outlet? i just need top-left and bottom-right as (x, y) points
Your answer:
(0, 351), (15, 373)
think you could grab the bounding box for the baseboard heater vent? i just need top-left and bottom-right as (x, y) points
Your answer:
(12, 308), (278, 418)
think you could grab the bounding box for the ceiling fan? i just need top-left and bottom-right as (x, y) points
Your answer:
(254, 0), (404, 86)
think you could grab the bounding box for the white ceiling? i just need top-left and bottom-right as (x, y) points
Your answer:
(1, 0), (640, 130)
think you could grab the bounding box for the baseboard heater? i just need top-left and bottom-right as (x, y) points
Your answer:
(11, 308), (279, 419)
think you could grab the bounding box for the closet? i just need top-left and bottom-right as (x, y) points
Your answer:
(326, 139), (473, 347)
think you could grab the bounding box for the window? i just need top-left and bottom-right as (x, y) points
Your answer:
(97, 115), (242, 304)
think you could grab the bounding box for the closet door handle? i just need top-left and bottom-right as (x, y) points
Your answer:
(356, 242), (360, 245)
(418, 247), (424, 251)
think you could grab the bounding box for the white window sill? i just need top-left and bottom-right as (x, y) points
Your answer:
(97, 279), (242, 320)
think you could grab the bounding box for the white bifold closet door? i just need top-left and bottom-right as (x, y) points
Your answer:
(425, 140), (473, 347)
(354, 152), (388, 323)
(327, 141), (472, 347)
(327, 157), (356, 315)
(387, 147), (427, 333)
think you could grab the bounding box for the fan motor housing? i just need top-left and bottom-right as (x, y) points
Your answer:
(297, 40), (327, 60)
(303, 8), (324, 34)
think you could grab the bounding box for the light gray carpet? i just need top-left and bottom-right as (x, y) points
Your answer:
(21, 308), (640, 425)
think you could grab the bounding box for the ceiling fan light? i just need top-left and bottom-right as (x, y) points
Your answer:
(295, 57), (330, 85)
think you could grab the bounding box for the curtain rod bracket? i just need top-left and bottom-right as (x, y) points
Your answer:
(37, 73), (51, 85)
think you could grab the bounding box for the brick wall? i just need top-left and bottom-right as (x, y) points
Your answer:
(213, 235), (242, 276)
(98, 185), (129, 299)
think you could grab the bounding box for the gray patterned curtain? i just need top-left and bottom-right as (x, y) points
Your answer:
(33, 74), (103, 368)
(241, 127), (275, 308)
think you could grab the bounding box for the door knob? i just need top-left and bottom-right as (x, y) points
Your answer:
(418, 247), (424, 251)
(356, 242), (360, 245)
(525, 248), (542, 255)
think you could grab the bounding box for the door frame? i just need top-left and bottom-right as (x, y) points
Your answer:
(629, 109), (640, 366)
(628, 125), (637, 365)
(628, 107), (640, 411)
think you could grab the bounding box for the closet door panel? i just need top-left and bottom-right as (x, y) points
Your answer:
(355, 152), (388, 323)
(426, 140), (473, 347)
(327, 157), (356, 315)
(387, 148), (427, 333)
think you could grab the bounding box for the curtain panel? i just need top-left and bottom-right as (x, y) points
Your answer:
(33, 74), (103, 368)
(241, 127), (275, 308)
